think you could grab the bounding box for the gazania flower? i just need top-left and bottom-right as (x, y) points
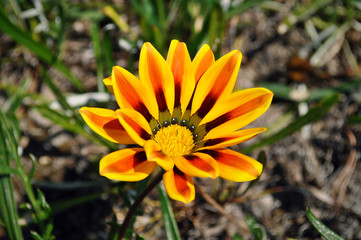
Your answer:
(79, 40), (273, 203)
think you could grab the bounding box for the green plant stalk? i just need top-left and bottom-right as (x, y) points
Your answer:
(0, 178), (23, 240)
(0, 123), (24, 240)
(90, 21), (105, 92)
(118, 171), (164, 240)
(157, 185), (181, 240)
(0, 112), (47, 234)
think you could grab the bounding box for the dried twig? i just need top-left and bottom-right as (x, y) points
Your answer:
(195, 185), (250, 236)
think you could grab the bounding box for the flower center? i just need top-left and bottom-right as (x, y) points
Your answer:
(154, 124), (195, 159)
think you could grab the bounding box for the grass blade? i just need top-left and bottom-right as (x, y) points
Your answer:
(90, 21), (105, 92)
(306, 208), (344, 240)
(242, 93), (339, 154)
(277, 0), (332, 34)
(226, 0), (269, 20)
(261, 77), (361, 102)
(1, 77), (31, 114)
(0, 9), (84, 92)
(0, 111), (24, 240)
(157, 186), (181, 240)
(310, 22), (351, 67)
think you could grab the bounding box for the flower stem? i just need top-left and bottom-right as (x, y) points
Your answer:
(118, 171), (164, 240)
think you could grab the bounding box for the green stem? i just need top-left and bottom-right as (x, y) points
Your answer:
(0, 113), (46, 233)
(118, 172), (164, 240)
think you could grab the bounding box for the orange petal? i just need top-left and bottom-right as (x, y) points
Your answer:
(163, 168), (195, 204)
(166, 40), (195, 114)
(174, 152), (219, 178)
(204, 149), (263, 182)
(144, 140), (174, 171)
(116, 109), (152, 146)
(112, 66), (158, 121)
(191, 50), (242, 118)
(139, 42), (174, 115)
(198, 128), (266, 150)
(192, 44), (215, 83)
(103, 76), (114, 94)
(99, 148), (157, 181)
(79, 107), (135, 144)
(203, 88), (273, 140)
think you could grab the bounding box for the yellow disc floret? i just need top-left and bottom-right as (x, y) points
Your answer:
(154, 124), (195, 159)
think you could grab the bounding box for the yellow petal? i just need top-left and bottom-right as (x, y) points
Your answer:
(200, 88), (272, 125)
(116, 109), (152, 146)
(203, 89), (273, 140)
(79, 107), (135, 144)
(144, 140), (174, 171)
(112, 66), (158, 121)
(191, 50), (242, 118)
(163, 168), (195, 204)
(192, 44), (215, 83)
(99, 148), (157, 181)
(139, 42), (174, 115)
(198, 128), (266, 150)
(103, 76), (114, 94)
(166, 40), (195, 115)
(205, 149), (263, 182)
(174, 152), (219, 178)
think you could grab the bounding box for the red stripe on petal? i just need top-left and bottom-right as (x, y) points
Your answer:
(112, 67), (153, 121)
(117, 109), (152, 146)
(122, 114), (151, 141)
(163, 168), (195, 203)
(140, 43), (174, 114)
(79, 107), (134, 144)
(192, 50), (241, 117)
(203, 149), (262, 181)
(174, 153), (218, 178)
(100, 149), (157, 182)
(197, 94), (218, 118)
(205, 93), (273, 132)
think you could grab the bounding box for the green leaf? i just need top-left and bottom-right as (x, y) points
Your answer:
(135, 234), (145, 240)
(233, 233), (244, 240)
(30, 231), (44, 240)
(246, 216), (266, 240)
(37, 189), (52, 219)
(28, 154), (37, 181)
(0, 165), (21, 176)
(242, 93), (339, 153)
(306, 208), (344, 240)
(348, 115), (361, 124)
(157, 186), (181, 240)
